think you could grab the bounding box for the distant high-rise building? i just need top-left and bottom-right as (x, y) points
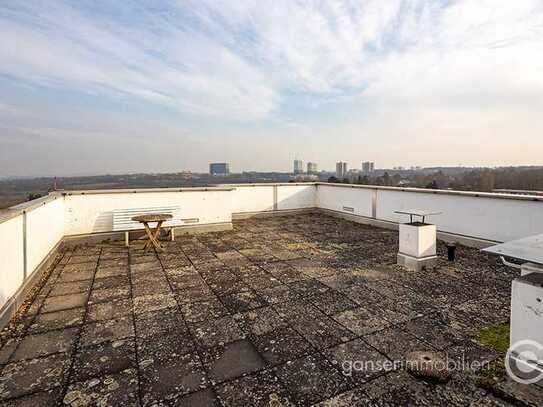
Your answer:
(479, 169), (496, 192)
(209, 162), (230, 176)
(336, 162), (348, 179)
(293, 159), (303, 174)
(307, 162), (318, 174)
(362, 162), (375, 174)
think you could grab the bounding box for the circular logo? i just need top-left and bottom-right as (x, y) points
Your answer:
(505, 339), (543, 384)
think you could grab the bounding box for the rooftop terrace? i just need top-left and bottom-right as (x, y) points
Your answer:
(0, 213), (541, 406)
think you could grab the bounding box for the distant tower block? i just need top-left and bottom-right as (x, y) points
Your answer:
(209, 163), (230, 176)
(293, 159), (303, 174)
(362, 162), (375, 174)
(336, 162), (347, 179)
(307, 162), (317, 174)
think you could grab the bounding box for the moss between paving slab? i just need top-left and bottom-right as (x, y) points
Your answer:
(474, 324), (510, 398)
(476, 323), (510, 354)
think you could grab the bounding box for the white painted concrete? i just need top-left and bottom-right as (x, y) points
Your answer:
(227, 184), (316, 213)
(26, 198), (65, 273)
(510, 273), (543, 354)
(397, 252), (437, 272)
(0, 215), (24, 311)
(229, 185), (274, 213)
(399, 223), (437, 258)
(316, 184), (543, 242)
(277, 185), (316, 210)
(376, 189), (543, 242)
(316, 184), (374, 217)
(64, 190), (232, 236)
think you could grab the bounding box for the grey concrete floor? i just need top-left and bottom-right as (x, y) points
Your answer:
(0, 214), (541, 406)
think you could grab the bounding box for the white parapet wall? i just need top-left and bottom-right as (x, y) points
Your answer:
(317, 183), (543, 243)
(0, 214), (25, 312)
(2, 182), (543, 328)
(226, 184), (275, 214)
(26, 197), (65, 272)
(0, 194), (65, 320)
(277, 184), (317, 211)
(375, 188), (543, 242)
(62, 187), (234, 236)
(224, 183), (317, 215)
(317, 184), (375, 217)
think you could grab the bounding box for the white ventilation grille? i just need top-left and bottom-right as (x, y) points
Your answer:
(182, 218), (199, 224)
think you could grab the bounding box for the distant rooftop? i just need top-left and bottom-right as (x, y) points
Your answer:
(0, 214), (540, 406)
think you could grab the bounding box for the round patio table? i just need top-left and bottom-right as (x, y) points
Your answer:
(132, 213), (173, 252)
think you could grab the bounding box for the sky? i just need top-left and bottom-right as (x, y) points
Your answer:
(1, 0), (543, 176)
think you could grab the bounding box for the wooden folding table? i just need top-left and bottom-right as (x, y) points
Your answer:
(131, 213), (173, 252)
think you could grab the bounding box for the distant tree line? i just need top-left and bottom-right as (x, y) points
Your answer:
(328, 172), (403, 187)
(328, 167), (543, 193)
(27, 193), (42, 201)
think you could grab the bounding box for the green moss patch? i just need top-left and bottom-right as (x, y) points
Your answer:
(476, 323), (510, 354)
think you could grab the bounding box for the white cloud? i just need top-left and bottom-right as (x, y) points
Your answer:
(0, 1), (278, 120)
(1, 0), (543, 174)
(363, 0), (543, 106)
(178, 0), (543, 119)
(1, 0), (542, 121)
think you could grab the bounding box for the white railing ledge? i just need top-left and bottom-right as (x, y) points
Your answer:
(219, 182), (314, 187)
(317, 182), (543, 202)
(61, 186), (235, 195)
(0, 192), (63, 224)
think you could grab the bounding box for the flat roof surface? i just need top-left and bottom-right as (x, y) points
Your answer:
(482, 233), (543, 266)
(0, 214), (540, 405)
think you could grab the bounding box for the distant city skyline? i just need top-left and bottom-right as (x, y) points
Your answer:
(2, 160), (541, 179)
(1, 1), (543, 177)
